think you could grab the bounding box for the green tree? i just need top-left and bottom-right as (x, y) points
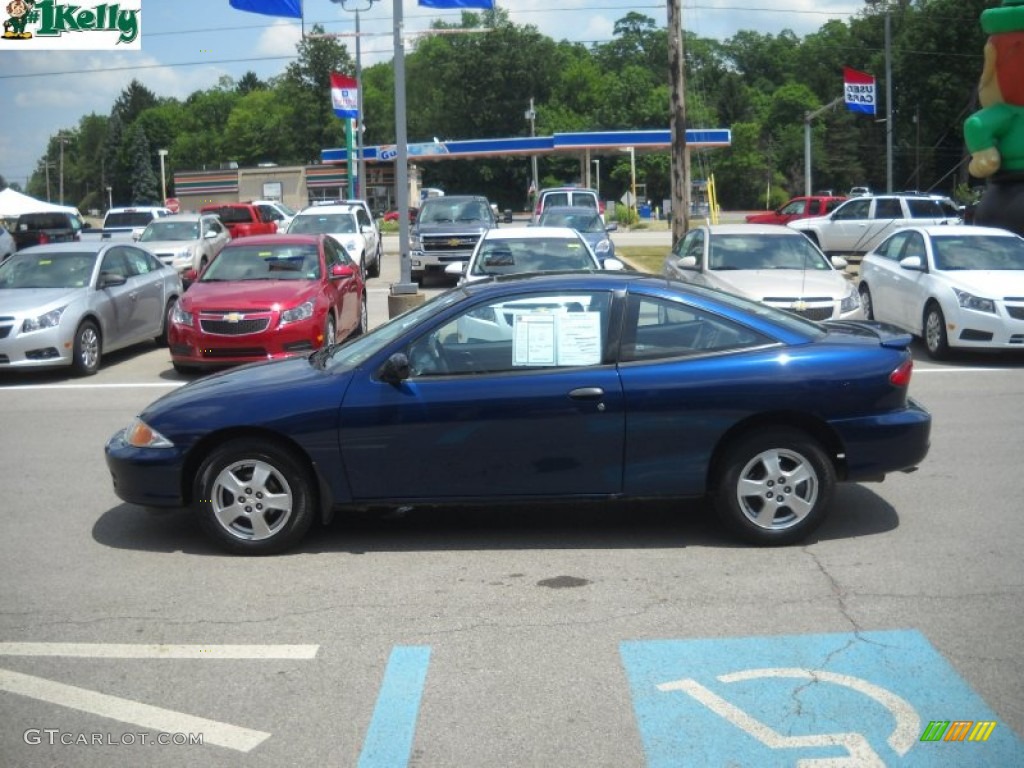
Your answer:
(125, 123), (160, 204)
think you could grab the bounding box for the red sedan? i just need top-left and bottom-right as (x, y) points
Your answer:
(382, 207), (418, 223)
(168, 234), (366, 373)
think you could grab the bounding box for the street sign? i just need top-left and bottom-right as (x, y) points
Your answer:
(165, 197), (180, 213)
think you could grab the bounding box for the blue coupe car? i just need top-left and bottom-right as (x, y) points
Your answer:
(105, 272), (931, 554)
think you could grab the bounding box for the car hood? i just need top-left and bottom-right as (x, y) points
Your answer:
(708, 269), (850, 299)
(788, 216), (828, 230)
(142, 355), (355, 435)
(416, 222), (489, 234)
(181, 280), (318, 310)
(0, 287), (86, 313)
(937, 270), (1024, 297)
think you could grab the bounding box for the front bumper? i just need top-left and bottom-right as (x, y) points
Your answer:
(105, 428), (187, 508)
(168, 314), (325, 368)
(0, 323), (75, 369)
(947, 305), (1024, 350)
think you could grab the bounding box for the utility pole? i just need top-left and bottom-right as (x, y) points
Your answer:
(885, 9), (893, 193)
(526, 97), (539, 203)
(668, 0), (689, 243)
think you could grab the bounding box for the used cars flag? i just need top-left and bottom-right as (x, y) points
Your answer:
(331, 73), (359, 119)
(228, 0), (302, 18)
(843, 67), (876, 115)
(418, 0), (495, 8)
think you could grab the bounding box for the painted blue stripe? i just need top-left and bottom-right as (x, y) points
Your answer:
(357, 645), (431, 768)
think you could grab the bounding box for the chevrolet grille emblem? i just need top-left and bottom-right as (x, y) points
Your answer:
(447, 238), (462, 247)
(224, 312), (244, 323)
(792, 300), (807, 312)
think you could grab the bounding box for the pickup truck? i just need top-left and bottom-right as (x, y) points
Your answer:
(745, 195), (846, 225)
(80, 206), (172, 243)
(10, 210), (86, 250)
(200, 203), (278, 238)
(409, 195), (497, 283)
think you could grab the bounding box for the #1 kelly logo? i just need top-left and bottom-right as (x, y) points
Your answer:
(1, 0), (141, 50)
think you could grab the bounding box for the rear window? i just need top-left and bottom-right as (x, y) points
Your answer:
(203, 207), (255, 225)
(907, 198), (959, 219)
(17, 213), (78, 230)
(105, 211), (159, 228)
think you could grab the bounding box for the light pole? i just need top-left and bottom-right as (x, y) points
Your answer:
(591, 159), (600, 196)
(106, 186), (113, 210)
(526, 98), (539, 204)
(57, 134), (70, 206)
(44, 161), (56, 202)
(157, 148), (169, 203)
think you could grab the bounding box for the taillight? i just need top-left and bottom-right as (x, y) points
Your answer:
(39, 232), (50, 245)
(889, 358), (913, 387)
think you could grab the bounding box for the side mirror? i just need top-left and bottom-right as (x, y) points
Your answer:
(601, 258), (625, 271)
(83, 222), (93, 230)
(899, 255), (924, 271)
(330, 264), (356, 279)
(204, 230), (218, 239)
(605, 222), (618, 232)
(379, 352), (410, 384)
(676, 255), (698, 269)
(444, 262), (465, 275)
(98, 271), (127, 288)
(183, 268), (198, 283)
(830, 255), (848, 270)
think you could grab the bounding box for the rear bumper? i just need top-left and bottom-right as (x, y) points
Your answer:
(830, 398), (932, 481)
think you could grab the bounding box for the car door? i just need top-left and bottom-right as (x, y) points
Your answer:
(355, 207), (378, 263)
(324, 236), (360, 336)
(95, 247), (138, 348)
(121, 246), (166, 340)
(338, 289), (626, 500)
(888, 230), (932, 331)
(826, 197), (872, 252)
(864, 197), (907, 252)
(201, 217), (230, 266)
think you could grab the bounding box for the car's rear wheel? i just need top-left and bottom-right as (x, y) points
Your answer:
(369, 244), (381, 278)
(195, 438), (316, 555)
(354, 293), (368, 337)
(923, 302), (950, 360)
(714, 428), (835, 545)
(858, 284), (874, 320)
(155, 299), (176, 347)
(72, 320), (101, 376)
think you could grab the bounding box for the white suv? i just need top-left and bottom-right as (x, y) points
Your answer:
(286, 203), (381, 278)
(788, 194), (960, 257)
(533, 187), (604, 223)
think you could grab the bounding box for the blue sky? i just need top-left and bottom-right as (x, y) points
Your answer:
(0, 0), (862, 194)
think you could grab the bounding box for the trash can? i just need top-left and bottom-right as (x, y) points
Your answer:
(639, 204), (652, 219)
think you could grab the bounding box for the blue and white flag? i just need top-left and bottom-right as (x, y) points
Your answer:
(229, 0), (302, 19)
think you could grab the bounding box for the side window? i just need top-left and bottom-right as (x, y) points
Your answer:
(123, 246), (156, 275)
(903, 231), (927, 261)
(833, 199), (871, 221)
(100, 248), (131, 279)
(621, 295), (771, 362)
(874, 198), (904, 219)
(781, 200), (806, 215)
(876, 232), (911, 261)
(323, 237), (342, 270)
(406, 292), (612, 377)
(684, 230), (705, 265)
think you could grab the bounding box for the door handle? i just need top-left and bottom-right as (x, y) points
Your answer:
(569, 387), (604, 400)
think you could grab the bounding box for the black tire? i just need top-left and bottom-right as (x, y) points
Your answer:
(71, 320), (101, 376)
(172, 362), (196, 375)
(714, 428), (835, 546)
(352, 293), (368, 338)
(369, 244), (381, 278)
(325, 314), (336, 347)
(194, 438), (316, 555)
(923, 302), (950, 360)
(155, 298), (176, 347)
(858, 284), (874, 321)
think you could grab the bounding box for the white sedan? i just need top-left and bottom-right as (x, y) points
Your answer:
(663, 224), (861, 322)
(445, 226), (625, 285)
(858, 225), (1024, 359)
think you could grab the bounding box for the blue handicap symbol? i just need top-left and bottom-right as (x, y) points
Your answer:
(620, 629), (1022, 767)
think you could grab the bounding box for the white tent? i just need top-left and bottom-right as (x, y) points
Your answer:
(0, 188), (80, 218)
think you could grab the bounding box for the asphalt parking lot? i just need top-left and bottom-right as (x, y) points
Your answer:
(1, 231), (1022, 766)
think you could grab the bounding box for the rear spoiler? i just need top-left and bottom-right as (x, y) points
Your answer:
(824, 320), (914, 350)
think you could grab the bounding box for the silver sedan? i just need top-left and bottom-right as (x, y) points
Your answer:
(0, 242), (182, 375)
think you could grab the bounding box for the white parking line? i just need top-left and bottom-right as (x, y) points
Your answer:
(0, 642), (319, 659)
(0, 668), (271, 752)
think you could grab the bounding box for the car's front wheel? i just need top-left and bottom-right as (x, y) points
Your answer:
(714, 428), (835, 545)
(195, 438), (316, 555)
(72, 320), (101, 376)
(155, 299), (176, 347)
(923, 302), (950, 360)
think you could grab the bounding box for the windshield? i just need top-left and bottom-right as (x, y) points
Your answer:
(538, 211), (604, 232)
(470, 236), (597, 277)
(709, 233), (832, 271)
(323, 288), (466, 371)
(932, 234), (1024, 270)
(287, 213), (357, 235)
(200, 244), (321, 281)
(0, 251), (96, 289)
(419, 200), (490, 224)
(140, 221), (199, 242)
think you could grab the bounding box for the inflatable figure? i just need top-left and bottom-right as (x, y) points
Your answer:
(964, 0), (1024, 235)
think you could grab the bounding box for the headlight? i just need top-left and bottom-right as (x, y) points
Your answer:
(173, 247), (193, 260)
(171, 303), (193, 327)
(22, 306), (66, 333)
(594, 239), (611, 255)
(840, 284), (860, 312)
(953, 288), (996, 314)
(124, 417), (174, 449)
(409, 234), (422, 251)
(342, 239), (361, 255)
(280, 300), (314, 324)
